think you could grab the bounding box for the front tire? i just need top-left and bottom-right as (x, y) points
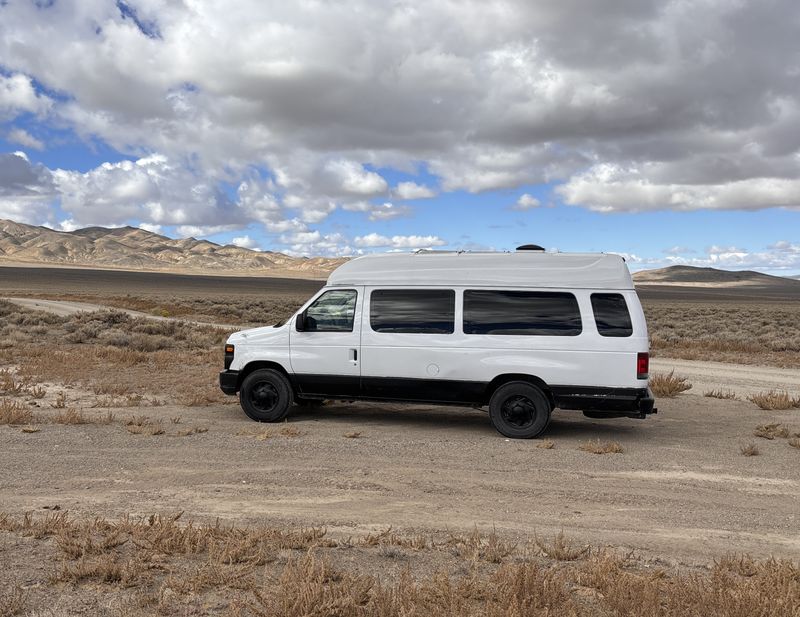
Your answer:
(240, 369), (292, 422)
(489, 382), (551, 438)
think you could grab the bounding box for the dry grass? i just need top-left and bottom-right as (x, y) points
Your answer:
(644, 300), (800, 368)
(3, 510), (795, 616)
(20, 425), (41, 433)
(0, 399), (34, 425)
(740, 443), (760, 456)
(578, 439), (624, 455)
(536, 439), (555, 449)
(343, 431), (363, 438)
(789, 437), (800, 450)
(704, 389), (738, 399)
(535, 530), (590, 561)
(52, 407), (88, 425)
(649, 370), (692, 397)
(748, 390), (800, 410)
(754, 423), (790, 440)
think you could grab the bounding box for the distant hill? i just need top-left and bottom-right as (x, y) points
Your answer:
(0, 219), (345, 278)
(633, 265), (800, 288)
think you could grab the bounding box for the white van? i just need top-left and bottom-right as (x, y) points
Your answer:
(219, 249), (656, 438)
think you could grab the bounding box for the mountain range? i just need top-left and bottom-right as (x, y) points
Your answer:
(0, 219), (345, 278)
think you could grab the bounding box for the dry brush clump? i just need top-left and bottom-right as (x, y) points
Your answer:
(649, 370), (692, 397)
(740, 443), (760, 456)
(748, 390), (800, 410)
(0, 511), (798, 616)
(754, 423), (790, 440)
(578, 439), (624, 455)
(0, 398), (33, 425)
(704, 389), (738, 399)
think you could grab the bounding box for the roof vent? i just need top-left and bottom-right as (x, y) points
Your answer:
(516, 244), (545, 251)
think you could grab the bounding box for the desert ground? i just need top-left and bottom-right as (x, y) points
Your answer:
(1, 266), (799, 616)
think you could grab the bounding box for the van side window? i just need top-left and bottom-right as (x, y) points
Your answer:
(370, 289), (455, 334)
(304, 289), (357, 332)
(463, 290), (582, 336)
(591, 293), (633, 337)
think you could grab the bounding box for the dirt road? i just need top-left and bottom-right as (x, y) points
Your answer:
(1, 386), (798, 567)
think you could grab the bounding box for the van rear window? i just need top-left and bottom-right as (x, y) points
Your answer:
(370, 289), (455, 334)
(591, 293), (633, 337)
(463, 290), (582, 336)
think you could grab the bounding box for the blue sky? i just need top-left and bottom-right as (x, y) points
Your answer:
(1, 1), (799, 274)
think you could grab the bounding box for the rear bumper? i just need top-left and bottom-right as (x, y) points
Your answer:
(219, 370), (239, 395)
(553, 386), (657, 418)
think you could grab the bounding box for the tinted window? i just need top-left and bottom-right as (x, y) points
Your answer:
(370, 289), (455, 334)
(591, 293), (633, 337)
(463, 290), (582, 336)
(304, 289), (357, 332)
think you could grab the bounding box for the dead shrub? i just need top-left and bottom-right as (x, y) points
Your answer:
(740, 443), (760, 456)
(20, 425), (41, 433)
(754, 423), (790, 440)
(789, 437), (800, 449)
(536, 439), (555, 449)
(703, 389), (738, 399)
(578, 439), (624, 454)
(53, 407), (88, 425)
(445, 527), (516, 563)
(534, 531), (589, 561)
(0, 399), (34, 425)
(748, 390), (800, 410)
(649, 370), (692, 397)
(51, 391), (67, 408)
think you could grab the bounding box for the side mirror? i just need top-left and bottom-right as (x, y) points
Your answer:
(295, 311), (307, 331)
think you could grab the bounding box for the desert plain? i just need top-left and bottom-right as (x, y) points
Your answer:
(1, 265), (799, 616)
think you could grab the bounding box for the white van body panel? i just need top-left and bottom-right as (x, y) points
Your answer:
(227, 324), (291, 372)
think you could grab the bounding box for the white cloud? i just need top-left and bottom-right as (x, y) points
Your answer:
(322, 160), (387, 196)
(138, 222), (163, 234)
(512, 193), (540, 210)
(394, 181), (436, 200)
(0, 73), (52, 119)
(663, 246), (695, 255)
(7, 128), (44, 150)
(231, 235), (259, 250)
(354, 233), (446, 249)
(559, 164), (800, 213)
(367, 202), (411, 221)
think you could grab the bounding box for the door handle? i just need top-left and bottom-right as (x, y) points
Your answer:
(349, 348), (358, 362)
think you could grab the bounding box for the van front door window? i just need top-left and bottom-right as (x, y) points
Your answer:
(305, 290), (357, 332)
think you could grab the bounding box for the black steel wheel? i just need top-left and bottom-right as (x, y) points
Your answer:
(240, 369), (292, 422)
(489, 381), (551, 438)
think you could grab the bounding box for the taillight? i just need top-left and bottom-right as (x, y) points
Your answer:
(637, 352), (649, 380)
(224, 344), (235, 369)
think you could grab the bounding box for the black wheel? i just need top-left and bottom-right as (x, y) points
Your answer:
(240, 369), (292, 422)
(489, 382), (551, 438)
(295, 397), (325, 408)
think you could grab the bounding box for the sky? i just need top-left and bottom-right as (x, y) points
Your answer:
(1, 0), (799, 274)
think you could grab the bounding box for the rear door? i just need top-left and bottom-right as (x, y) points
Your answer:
(289, 287), (362, 397)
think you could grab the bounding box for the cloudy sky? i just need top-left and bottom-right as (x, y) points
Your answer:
(1, 0), (799, 273)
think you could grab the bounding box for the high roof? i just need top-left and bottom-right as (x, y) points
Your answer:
(327, 251), (633, 289)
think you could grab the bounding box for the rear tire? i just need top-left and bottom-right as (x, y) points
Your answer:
(489, 382), (551, 438)
(240, 369), (292, 422)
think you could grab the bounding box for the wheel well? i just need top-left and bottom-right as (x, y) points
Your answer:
(238, 361), (293, 391)
(484, 374), (554, 409)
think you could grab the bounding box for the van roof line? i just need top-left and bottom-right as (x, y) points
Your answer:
(328, 251), (633, 289)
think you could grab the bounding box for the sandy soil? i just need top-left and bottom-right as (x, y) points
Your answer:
(1, 383), (798, 567)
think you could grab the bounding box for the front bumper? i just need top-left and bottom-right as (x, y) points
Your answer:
(219, 370), (240, 395)
(553, 386), (657, 418)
